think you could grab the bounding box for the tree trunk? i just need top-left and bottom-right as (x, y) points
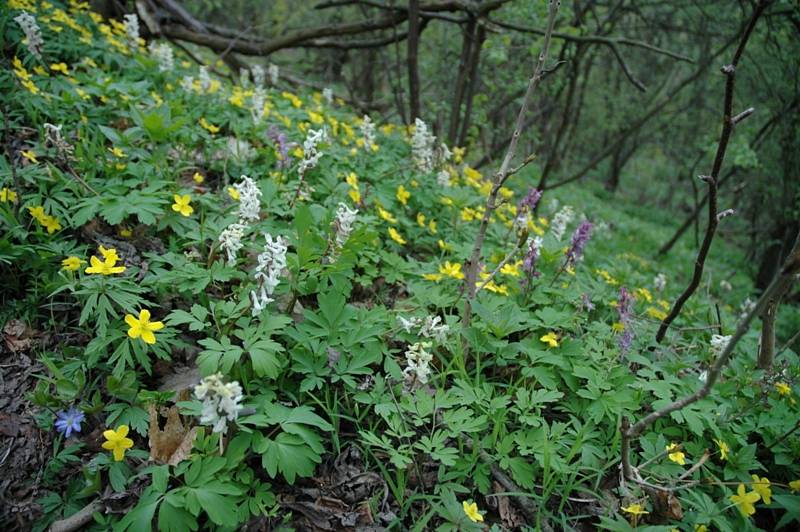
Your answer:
(457, 25), (487, 148)
(407, 0), (421, 120)
(447, 18), (476, 145)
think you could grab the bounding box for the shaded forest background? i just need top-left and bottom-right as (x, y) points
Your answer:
(107, 0), (800, 288)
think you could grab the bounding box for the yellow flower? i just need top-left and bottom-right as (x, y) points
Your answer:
(396, 185), (410, 206)
(227, 187), (240, 200)
(750, 475), (771, 504)
(85, 254), (125, 275)
(416, 212), (426, 227)
(714, 439), (729, 461)
(500, 261), (521, 277)
(635, 287), (653, 303)
(108, 146), (125, 158)
(428, 220), (437, 234)
(21, 150), (38, 163)
(423, 273), (443, 282)
(199, 117), (220, 134)
(61, 256), (85, 271)
(192, 172), (205, 184)
(666, 443), (686, 465)
(28, 206), (46, 222)
(346, 172), (358, 188)
(775, 382), (791, 396)
(440, 196), (454, 206)
(378, 207), (397, 224)
(171, 194), (193, 217)
(612, 322), (625, 333)
(438, 239), (452, 251)
(452, 147), (465, 164)
(621, 503), (648, 516)
(119, 227), (132, 238)
(124, 309), (165, 345)
(595, 269), (619, 285)
(730, 483), (760, 517)
(462, 500), (483, 523)
(695, 526), (708, 532)
(0, 187), (18, 203)
(348, 187), (361, 204)
(439, 261), (464, 280)
(646, 307), (668, 320)
(540, 332), (559, 348)
(789, 480), (800, 493)
(483, 280), (509, 295)
(50, 62), (69, 74)
(388, 227), (406, 245)
(102, 425), (134, 461)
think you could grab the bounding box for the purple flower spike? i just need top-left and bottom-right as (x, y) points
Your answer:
(518, 188), (542, 213)
(617, 286), (635, 354)
(268, 125), (292, 168)
(54, 407), (84, 438)
(566, 220), (593, 266)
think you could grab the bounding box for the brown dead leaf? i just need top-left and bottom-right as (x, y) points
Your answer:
(3, 320), (35, 353)
(148, 404), (197, 465)
(489, 481), (524, 529)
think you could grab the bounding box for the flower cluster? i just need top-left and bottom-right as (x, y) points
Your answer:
(85, 246), (126, 275)
(360, 115), (376, 151)
(268, 125), (292, 168)
(522, 236), (543, 282)
(233, 175), (262, 222)
(252, 65), (265, 87)
(617, 286), (635, 354)
(329, 202), (358, 260)
(739, 297), (756, 320)
(654, 273), (666, 291)
(218, 222), (246, 265)
(194, 373), (244, 434)
(122, 14), (140, 49)
(298, 128), (325, 178)
(710, 334), (731, 357)
(268, 63), (279, 85)
(44, 123), (73, 159)
(411, 118), (436, 172)
(403, 341), (433, 387)
(28, 205), (62, 234)
(397, 315), (449, 342)
(251, 233), (288, 315)
(198, 66), (211, 93)
(14, 11), (43, 58)
(148, 42), (174, 72)
(550, 205), (574, 242)
(322, 87), (333, 104)
(565, 220), (593, 267)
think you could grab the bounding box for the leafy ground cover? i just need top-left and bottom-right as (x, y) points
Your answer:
(1, 1), (799, 531)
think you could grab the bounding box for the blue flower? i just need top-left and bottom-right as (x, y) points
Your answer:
(54, 407), (85, 438)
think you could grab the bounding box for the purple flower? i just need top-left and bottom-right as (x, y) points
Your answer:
(518, 188), (542, 213)
(521, 236), (543, 281)
(566, 220), (593, 266)
(268, 125), (292, 168)
(54, 407), (84, 438)
(617, 286), (634, 353)
(581, 293), (595, 311)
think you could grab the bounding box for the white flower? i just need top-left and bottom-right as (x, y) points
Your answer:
(227, 138), (256, 164)
(436, 170), (451, 188)
(360, 115), (376, 151)
(238, 67), (251, 87)
(332, 202), (358, 250)
(323, 87), (334, 104)
(397, 316), (422, 333)
(720, 280), (733, 291)
(44, 123), (72, 158)
(419, 315), (449, 343)
(194, 373), (244, 434)
(218, 222), (247, 264)
(180, 75), (195, 92)
(298, 128), (325, 177)
(251, 65), (265, 88)
(123, 14), (140, 48)
(233, 175), (262, 222)
(710, 334), (731, 356)
(699, 370), (708, 383)
(14, 12), (43, 58)
(739, 297), (756, 319)
(198, 66), (211, 92)
(268, 63), (279, 85)
(403, 342), (433, 386)
(148, 42), (174, 72)
(250, 233), (287, 315)
(654, 273), (667, 292)
(411, 118), (435, 172)
(550, 205), (574, 242)
(250, 87), (266, 122)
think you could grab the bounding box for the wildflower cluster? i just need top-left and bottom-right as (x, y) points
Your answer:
(28, 205), (62, 234)
(194, 373), (244, 434)
(617, 286), (635, 353)
(411, 118), (436, 172)
(14, 11), (43, 58)
(251, 233), (288, 315)
(329, 202), (358, 261)
(403, 341), (434, 387)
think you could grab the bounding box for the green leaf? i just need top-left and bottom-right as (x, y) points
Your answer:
(254, 432), (322, 484)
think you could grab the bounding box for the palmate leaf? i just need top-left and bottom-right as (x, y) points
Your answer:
(254, 432), (322, 484)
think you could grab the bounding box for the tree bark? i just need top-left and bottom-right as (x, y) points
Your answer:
(457, 24), (487, 147)
(407, 0), (422, 120)
(447, 18), (477, 145)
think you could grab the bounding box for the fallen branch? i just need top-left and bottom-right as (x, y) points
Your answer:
(655, 0), (769, 343)
(49, 500), (103, 532)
